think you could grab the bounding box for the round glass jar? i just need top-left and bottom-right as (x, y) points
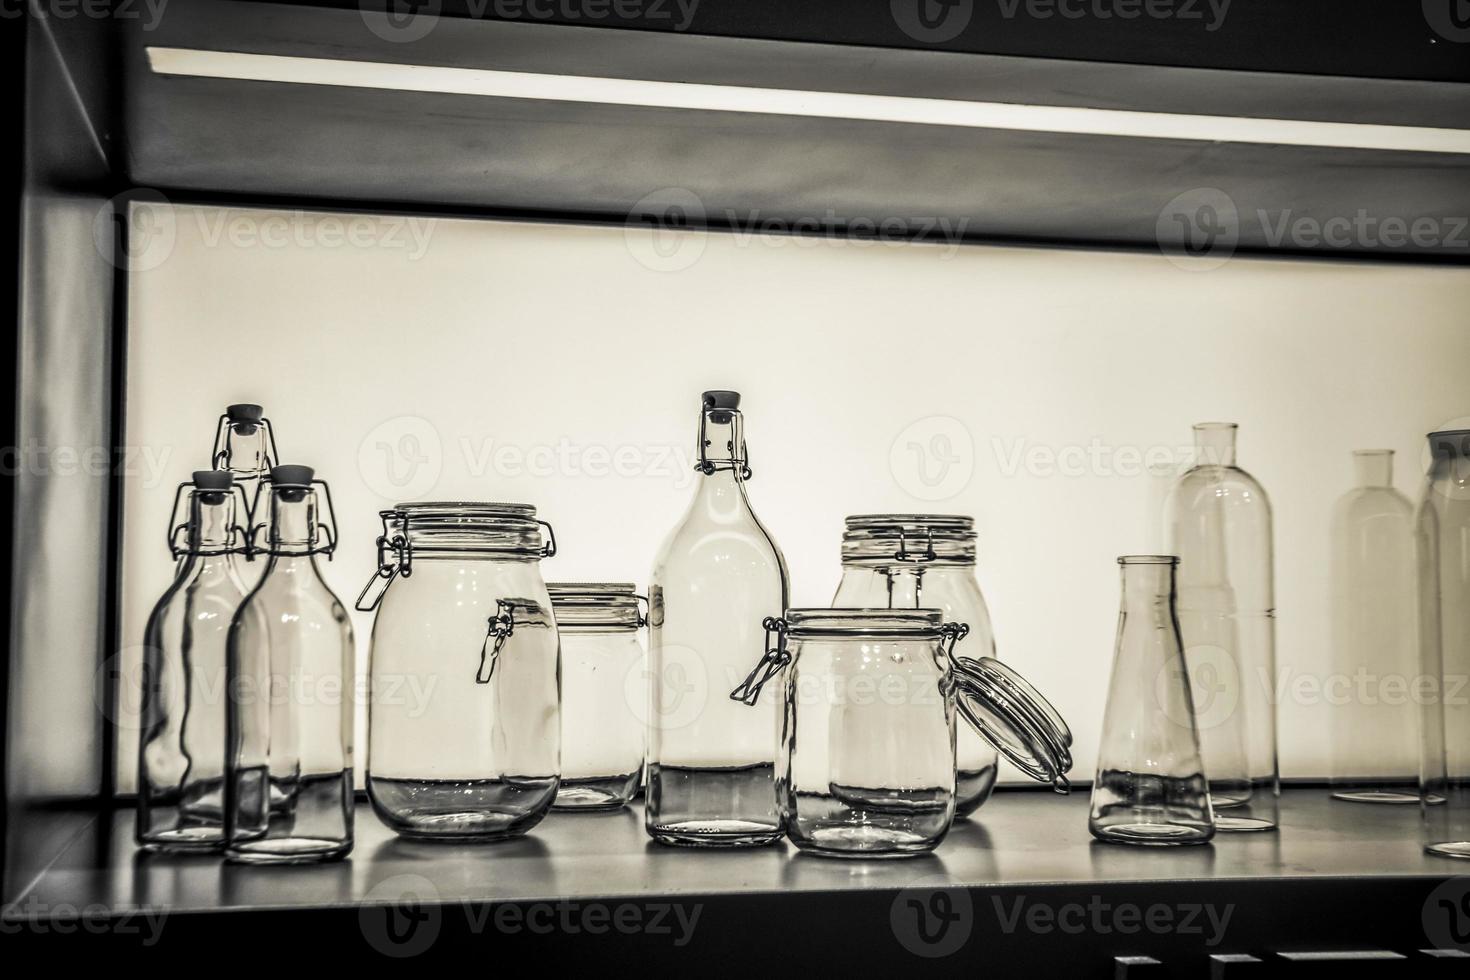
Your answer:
(765, 609), (1072, 859)
(547, 583), (646, 811)
(356, 502), (560, 841)
(833, 515), (1001, 816)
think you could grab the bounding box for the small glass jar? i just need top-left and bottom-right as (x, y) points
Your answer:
(356, 502), (560, 841)
(833, 515), (1001, 816)
(548, 583), (647, 811)
(754, 609), (1072, 858)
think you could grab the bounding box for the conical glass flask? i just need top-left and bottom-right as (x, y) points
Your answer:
(1164, 423), (1279, 832)
(225, 465), (354, 864)
(1329, 450), (1418, 804)
(1418, 429), (1470, 858)
(1091, 556), (1213, 845)
(646, 390), (790, 847)
(136, 471), (251, 851)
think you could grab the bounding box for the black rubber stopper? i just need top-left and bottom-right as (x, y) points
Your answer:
(702, 390), (741, 411)
(227, 403), (264, 423)
(270, 464), (314, 487)
(192, 470), (234, 491)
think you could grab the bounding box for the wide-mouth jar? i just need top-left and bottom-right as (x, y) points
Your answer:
(356, 502), (560, 842)
(547, 583), (647, 811)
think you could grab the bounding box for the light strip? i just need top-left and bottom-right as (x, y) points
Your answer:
(147, 47), (1470, 155)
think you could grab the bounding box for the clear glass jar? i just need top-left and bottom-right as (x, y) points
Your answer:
(1165, 422), (1280, 832)
(137, 471), (250, 851)
(356, 502), (560, 841)
(755, 609), (1072, 858)
(548, 583), (646, 811)
(648, 390), (789, 848)
(1329, 450), (1418, 804)
(832, 514), (1000, 816)
(1418, 429), (1470, 858)
(225, 465), (354, 864)
(1090, 556), (1214, 846)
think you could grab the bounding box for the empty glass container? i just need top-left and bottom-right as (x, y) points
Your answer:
(548, 583), (646, 811)
(1090, 556), (1215, 846)
(356, 502), (560, 841)
(1329, 450), (1418, 804)
(1165, 422), (1280, 832)
(1418, 429), (1470, 858)
(137, 471), (251, 851)
(225, 465), (354, 864)
(832, 514), (1001, 816)
(748, 609), (1071, 858)
(648, 390), (789, 847)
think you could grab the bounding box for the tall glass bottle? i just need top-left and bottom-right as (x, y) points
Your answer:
(832, 515), (1000, 816)
(1164, 422), (1279, 831)
(225, 465), (354, 864)
(646, 390), (789, 847)
(1329, 450), (1418, 803)
(1418, 429), (1470, 858)
(137, 471), (249, 851)
(1090, 556), (1214, 846)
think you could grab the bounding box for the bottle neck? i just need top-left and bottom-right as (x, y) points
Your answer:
(268, 489), (318, 554)
(1119, 560), (1177, 611)
(1193, 424), (1237, 468)
(697, 409), (748, 475)
(1352, 450), (1394, 488)
(188, 493), (237, 553)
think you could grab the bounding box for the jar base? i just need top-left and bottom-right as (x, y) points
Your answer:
(225, 837), (351, 865)
(1215, 814), (1278, 833)
(953, 762), (1000, 819)
(1330, 789), (1419, 805)
(369, 775), (557, 841)
(137, 826), (226, 852)
(791, 825), (940, 858)
(1090, 822), (1215, 846)
(648, 820), (784, 848)
(553, 774), (638, 812)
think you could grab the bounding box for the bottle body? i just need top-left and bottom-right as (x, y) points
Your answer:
(1090, 557), (1215, 846)
(1419, 430), (1470, 857)
(646, 392), (789, 847)
(1328, 450), (1418, 803)
(137, 485), (248, 851)
(1164, 423), (1279, 832)
(225, 470), (354, 864)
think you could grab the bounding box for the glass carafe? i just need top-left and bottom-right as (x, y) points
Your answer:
(647, 390), (789, 847)
(754, 609), (1071, 858)
(549, 583), (646, 811)
(225, 465), (354, 864)
(1329, 450), (1418, 804)
(1165, 422), (1279, 832)
(1090, 556), (1215, 846)
(1418, 429), (1470, 858)
(356, 503), (560, 840)
(137, 471), (250, 851)
(832, 514), (1000, 816)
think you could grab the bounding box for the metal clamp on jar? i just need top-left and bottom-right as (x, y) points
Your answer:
(733, 608), (1072, 858)
(356, 502), (560, 842)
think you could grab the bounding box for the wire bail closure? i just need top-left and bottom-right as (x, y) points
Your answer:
(245, 476), (340, 561)
(477, 599), (518, 684)
(729, 616), (791, 706)
(165, 478), (254, 560)
(894, 525), (937, 564)
(695, 402), (753, 480)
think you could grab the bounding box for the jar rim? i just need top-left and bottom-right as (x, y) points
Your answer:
(842, 514), (976, 565)
(785, 607), (946, 637)
(382, 501), (549, 558)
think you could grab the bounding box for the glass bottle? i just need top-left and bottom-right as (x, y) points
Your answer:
(1090, 556), (1215, 846)
(212, 403), (278, 487)
(548, 583), (646, 811)
(759, 609), (1071, 858)
(1164, 422), (1279, 832)
(833, 514), (1000, 817)
(224, 465), (354, 864)
(1418, 429), (1470, 858)
(355, 503), (560, 839)
(1329, 450), (1418, 804)
(136, 471), (250, 851)
(647, 390), (790, 847)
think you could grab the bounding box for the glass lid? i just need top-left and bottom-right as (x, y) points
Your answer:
(952, 656), (1073, 792)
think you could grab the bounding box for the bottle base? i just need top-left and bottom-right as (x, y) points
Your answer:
(648, 820), (784, 848)
(1331, 789), (1419, 805)
(225, 837), (352, 865)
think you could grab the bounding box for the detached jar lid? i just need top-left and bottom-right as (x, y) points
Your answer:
(953, 656), (1073, 792)
(547, 583), (645, 629)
